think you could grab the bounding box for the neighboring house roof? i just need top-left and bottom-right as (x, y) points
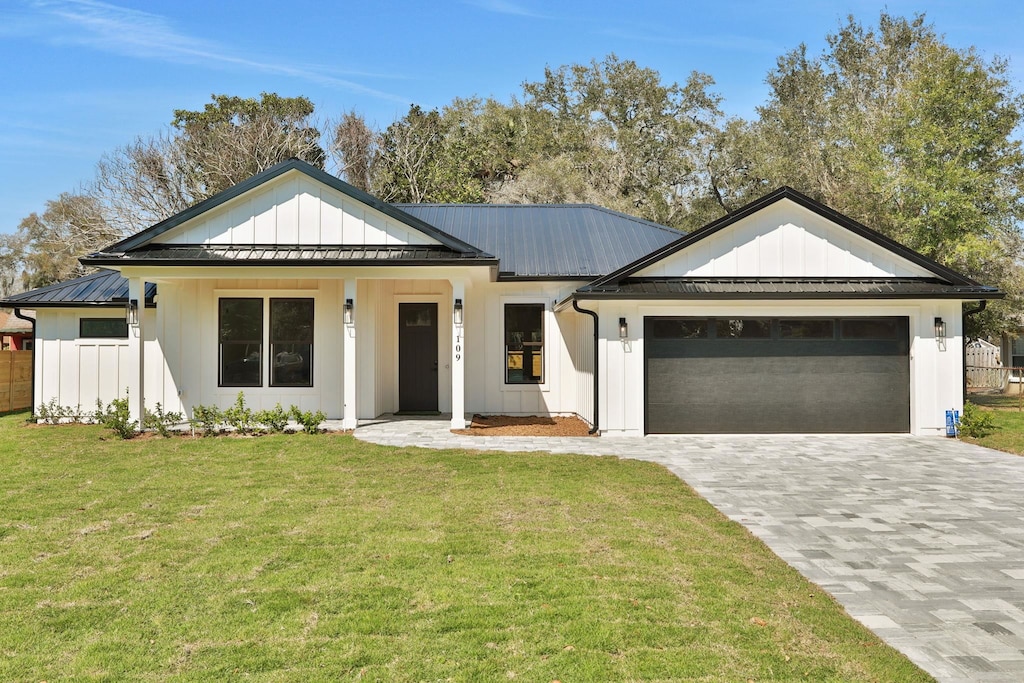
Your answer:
(1, 270), (157, 308)
(582, 186), (986, 291)
(396, 204), (681, 279)
(84, 245), (499, 268)
(94, 158), (491, 257)
(579, 277), (1004, 300)
(0, 309), (34, 333)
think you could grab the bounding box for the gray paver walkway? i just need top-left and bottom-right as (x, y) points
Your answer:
(356, 416), (1024, 683)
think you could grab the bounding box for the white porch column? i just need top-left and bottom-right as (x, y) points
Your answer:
(126, 277), (145, 429)
(450, 279), (466, 429)
(342, 278), (358, 429)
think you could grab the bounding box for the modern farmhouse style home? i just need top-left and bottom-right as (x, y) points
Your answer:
(2, 159), (1001, 435)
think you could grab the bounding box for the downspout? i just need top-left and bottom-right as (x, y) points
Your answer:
(13, 308), (35, 417)
(963, 300), (988, 402)
(572, 299), (600, 435)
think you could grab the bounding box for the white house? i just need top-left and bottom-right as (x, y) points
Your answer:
(2, 159), (1001, 435)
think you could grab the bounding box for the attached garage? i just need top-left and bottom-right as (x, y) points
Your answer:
(644, 316), (910, 433)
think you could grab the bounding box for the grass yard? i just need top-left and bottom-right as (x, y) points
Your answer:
(966, 393), (1024, 455)
(0, 411), (930, 682)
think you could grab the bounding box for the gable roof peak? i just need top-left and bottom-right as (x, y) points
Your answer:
(91, 158), (489, 257)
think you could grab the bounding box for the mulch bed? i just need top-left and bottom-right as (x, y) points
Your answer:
(452, 414), (595, 437)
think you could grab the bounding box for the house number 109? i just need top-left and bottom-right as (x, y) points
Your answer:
(455, 336), (462, 361)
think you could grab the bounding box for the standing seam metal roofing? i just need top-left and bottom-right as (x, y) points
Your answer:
(395, 204), (682, 278)
(1, 270), (157, 307)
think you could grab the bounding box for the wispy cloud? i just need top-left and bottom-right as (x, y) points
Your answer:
(463, 0), (549, 19)
(16, 0), (410, 102)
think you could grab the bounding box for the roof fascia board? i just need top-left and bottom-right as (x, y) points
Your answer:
(571, 290), (1004, 301)
(99, 159), (490, 256)
(583, 187), (979, 290)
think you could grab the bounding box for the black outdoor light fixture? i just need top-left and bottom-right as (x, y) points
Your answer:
(344, 299), (354, 325)
(453, 298), (464, 326)
(934, 316), (946, 341)
(126, 298), (139, 326)
(619, 317), (628, 339)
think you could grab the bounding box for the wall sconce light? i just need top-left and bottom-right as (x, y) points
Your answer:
(344, 299), (354, 325)
(126, 298), (139, 326)
(454, 298), (464, 326)
(619, 317), (628, 339)
(934, 317), (946, 341)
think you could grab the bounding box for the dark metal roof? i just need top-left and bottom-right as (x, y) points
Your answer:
(98, 158), (490, 257)
(586, 186), (984, 290)
(396, 204), (681, 279)
(577, 277), (1004, 300)
(84, 244), (499, 268)
(0, 270), (157, 308)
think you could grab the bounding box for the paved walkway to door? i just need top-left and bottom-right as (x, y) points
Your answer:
(356, 417), (1024, 682)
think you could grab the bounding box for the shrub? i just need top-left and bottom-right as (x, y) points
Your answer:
(144, 402), (185, 438)
(254, 403), (290, 433)
(100, 392), (138, 440)
(190, 404), (223, 437)
(223, 392), (257, 435)
(960, 401), (997, 438)
(37, 398), (70, 424)
(290, 405), (326, 434)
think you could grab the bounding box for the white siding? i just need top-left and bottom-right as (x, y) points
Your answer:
(35, 308), (161, 415)
(152, 171), (442, 247)
(635, 201), (935, 278)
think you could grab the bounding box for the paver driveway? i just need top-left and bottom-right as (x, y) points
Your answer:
(357, 419), (1024, 683)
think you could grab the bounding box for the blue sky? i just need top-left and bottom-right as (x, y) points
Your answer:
(1, 0), (1022, 236)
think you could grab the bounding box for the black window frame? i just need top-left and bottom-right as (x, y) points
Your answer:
(218, 298), (264, 388)
(504, 303), (545, 385)
(79, 317), (128, 339)
(269, 298), (314, 388)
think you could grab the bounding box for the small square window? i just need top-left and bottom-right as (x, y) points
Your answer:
(651, 319), (709, 339)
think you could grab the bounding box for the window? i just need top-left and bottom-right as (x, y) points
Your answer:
(80, 318), (128, 338)
(22, 340), (33, 351)
(840, 318), (899, 340)
(715, 319), (771, 339)
(780, 319), (834, 339)
(505, 303), (544, 384)
(270, 298), (313, 387)
(651, 318), (708, 339)
(219, 298), (263, 387)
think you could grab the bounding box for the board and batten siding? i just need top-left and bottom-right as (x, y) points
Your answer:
(151, 171), (442, 247)
(152, 278), (343, 418)
(635, 201), (935, 279)
(35, 308), (161, 414)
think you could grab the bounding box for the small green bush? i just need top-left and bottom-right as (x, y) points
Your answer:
(254, 403), (290, 433)
(101, 392), (138, 440)
(190, 404), (223, 437)
(290, 406), (326, 434)
(960, 401), (997, 438)
(144, 402), (185, 438)
(223, 392), (257, 435)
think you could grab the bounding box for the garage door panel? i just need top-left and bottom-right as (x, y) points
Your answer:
(644, 317), (909, 434)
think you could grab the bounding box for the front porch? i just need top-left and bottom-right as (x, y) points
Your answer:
(122, 271), (477, 431)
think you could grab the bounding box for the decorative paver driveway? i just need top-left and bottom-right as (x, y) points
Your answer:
(357, 418), (1024, 683)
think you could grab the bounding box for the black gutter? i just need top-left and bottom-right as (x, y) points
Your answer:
(963, 300), (988, 402)
(571, 290), (1004, 301)
(572, 299), (599, 435)
(13, 308), (35, 417)
(80, 257), (501, 268)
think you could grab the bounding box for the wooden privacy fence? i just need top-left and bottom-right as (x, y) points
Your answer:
(0, 350), (32, 412)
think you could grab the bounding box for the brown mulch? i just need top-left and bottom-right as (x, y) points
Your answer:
(452, 414), (595, 437)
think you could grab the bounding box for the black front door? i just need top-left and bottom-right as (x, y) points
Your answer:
(398, 303), (439, 412)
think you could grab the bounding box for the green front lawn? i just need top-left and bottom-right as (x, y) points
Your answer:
(966, 393), (1024, 454)
(0, 412), (930, 682)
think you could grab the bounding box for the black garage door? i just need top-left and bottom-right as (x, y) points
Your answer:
(645, 317), (910, 433)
